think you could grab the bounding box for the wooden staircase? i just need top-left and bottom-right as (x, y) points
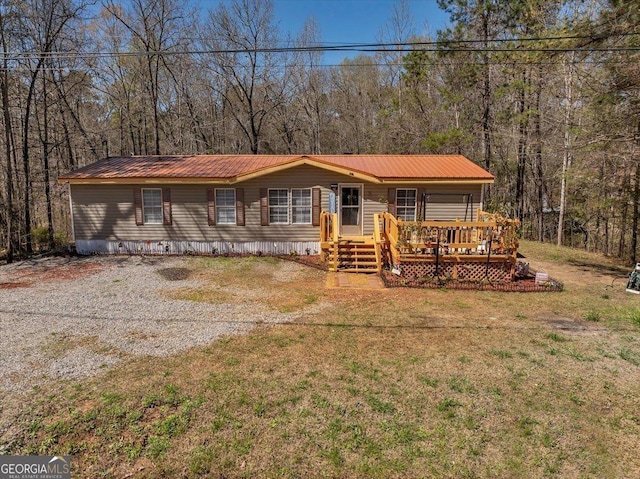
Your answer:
(319, 212), (383, 274)
(326, 238), (380, 273)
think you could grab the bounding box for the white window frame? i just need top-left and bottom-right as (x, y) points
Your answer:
(268, 188), (289, 225)
(291, 188), (312, 225)
(142, 188), (162, 224)
(215, 188), (236, 225)
(396, 188), (417, 221)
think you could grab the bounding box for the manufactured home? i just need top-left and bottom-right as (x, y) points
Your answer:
(58, 154), (493, 260)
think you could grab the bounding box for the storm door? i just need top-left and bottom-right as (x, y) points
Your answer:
(338, 184), (363, 236)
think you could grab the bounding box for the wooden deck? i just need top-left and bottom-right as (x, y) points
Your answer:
(320, 211), (520, 281)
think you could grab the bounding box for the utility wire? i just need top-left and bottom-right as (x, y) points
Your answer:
(5, 57), (639, 73)
(1, 33), (639, 62)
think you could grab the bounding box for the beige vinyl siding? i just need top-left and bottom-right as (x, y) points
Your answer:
(72, 165), (336, 242)
(419, 185), (483, 220)
(360, 185), (387, 235)
(365, 184), (483, 225)
(70, 165), (485, 242)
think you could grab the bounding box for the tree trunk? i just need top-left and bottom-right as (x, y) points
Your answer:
(619, 172), (629, 258)
(149, 54), (161, 155)
(21, 64), (44, 255)
(534, 65), (544, 242)
(558, 54), (574, 247)
(630, 120), (640, 264)
(0, 21), (14, 262)
(41, 69), (55, 250)
(480, 7), (492, 201)
(514, 68), (528, 224)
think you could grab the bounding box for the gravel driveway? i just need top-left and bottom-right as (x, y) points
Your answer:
(0, 255), (312, 394)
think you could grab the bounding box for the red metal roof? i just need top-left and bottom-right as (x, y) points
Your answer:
(58, 154), (494, 182)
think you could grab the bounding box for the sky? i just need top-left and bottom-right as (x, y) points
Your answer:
(272, 0), (450, 64)
(197, 0), (452, 66)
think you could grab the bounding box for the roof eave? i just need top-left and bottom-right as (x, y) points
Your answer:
(58, 176), (494, 185)
(233, 156), (382, 184)
(379, 178), (494, 184)
(57, 177), (235, 185)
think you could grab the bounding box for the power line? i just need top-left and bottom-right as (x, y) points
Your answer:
(10, 58), (640, 73)
(1, 33), (639, 62)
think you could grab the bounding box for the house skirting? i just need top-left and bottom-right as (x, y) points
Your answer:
(75, 240), (321, 256)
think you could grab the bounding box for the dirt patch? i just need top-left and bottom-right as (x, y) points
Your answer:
(0, 282), (31, 289)
(277, 254), (327, 270)
(542, 317), (606, 335)
(326, 272), (386, 289)
(0, 257), (104, 288)
(156, 267), (192, 281)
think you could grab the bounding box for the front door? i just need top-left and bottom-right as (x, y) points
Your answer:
(339, 184), (363, 236)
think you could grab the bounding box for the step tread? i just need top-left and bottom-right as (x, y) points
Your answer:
(338, 268), (380, 273)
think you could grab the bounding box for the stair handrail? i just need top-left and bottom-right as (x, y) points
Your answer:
(373, 213), (383, 273)
(380, 212), (400, 265)
(319, 211), (339, 244)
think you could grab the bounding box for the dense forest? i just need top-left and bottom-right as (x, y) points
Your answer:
(0, 0), (638, 264)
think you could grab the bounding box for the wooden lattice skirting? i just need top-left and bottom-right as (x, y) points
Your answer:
(381, 270), (563, 292)
(396, 260), (514, 283)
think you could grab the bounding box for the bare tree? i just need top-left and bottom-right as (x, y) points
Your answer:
(103, 0), (186, 155)
(16, 0), (89, 254)
(0, 5), (16, 262)
(200, 0), (285, 154)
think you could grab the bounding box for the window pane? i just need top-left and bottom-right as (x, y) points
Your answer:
(142, 189), (162, 224)
(396, 189), (416, 207)
(341, 187), (359, 206)
(342, 207), (359, 226)
(291, 189), (311, 206)
(396, 189), (416, 221)
(144, 208), (162, 224)
(268, 189), (289, 223)
(406, 190), (416, 206)
(397, 207), (416, 221)
(143, 189), (162, 206)
(216, 189), (235, 207)
(269, 189), (288, 206)
(270, 206), (288, 224)
(291, 189), (311, 224)
(292, 208), (311, 224)
(215, 189), (236, 224)
(217, 207), (235, 224)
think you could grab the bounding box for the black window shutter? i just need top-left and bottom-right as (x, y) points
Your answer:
(207, 188), (216, 226)
(417, 188), (426, 221)
(236, 188), (245, 226)
(387, 188), (396, 217)
(134, 187), (143, 226)
(312, 187), (321, 226)
(260, 188), (269, 226)
(162, 188), (172, 225)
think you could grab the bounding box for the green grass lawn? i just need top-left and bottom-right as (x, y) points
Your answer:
(5, 242), (640, 478)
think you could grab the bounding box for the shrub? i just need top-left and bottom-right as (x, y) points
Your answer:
(32, 226), (50, 250)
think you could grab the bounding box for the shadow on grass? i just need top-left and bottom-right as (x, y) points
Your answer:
(566, 258), (630, 277)
(0, 307), (625, 332)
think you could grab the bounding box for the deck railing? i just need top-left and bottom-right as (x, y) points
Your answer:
(320, 211), (338, 244)
(320, 210), (519, 279)
(319, 211), (338, 269)
(372, 213), (383, 273)
(379, 211), (519, 265)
